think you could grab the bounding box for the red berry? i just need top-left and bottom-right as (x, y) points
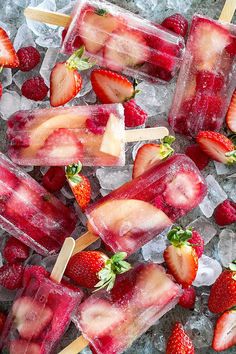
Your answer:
(17, 46), (41, 72)
(21, 76), (49, 101)
(86, 109), (110, 135)
(185, 144), (210, 170)
(0, 312), (6, 334)
(42, 166), (66, 192)
(196, 70), (224, 92)
(0, 263), (24, 290)
(123, 99), (148, 127)
(178, 286), (196, 309)
(3, 237), (30, 264)
(188, 230), (204, 258)
(214, 199), (236, 226)
(0, 82), (2, 98)
(162, 13), (189, 37)
(166, 322), (194, 354)
(23, 265), (48, 287)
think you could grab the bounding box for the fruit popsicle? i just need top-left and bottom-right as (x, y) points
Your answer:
(0, 152), (76, 255)
(60, 263), (182, 354)
(83, 154), (207, 256)
(0, 238), (84, 354)
(168, 13), (236, 137)
(24, 0), (185, 83)
(7, 104), (169, 166)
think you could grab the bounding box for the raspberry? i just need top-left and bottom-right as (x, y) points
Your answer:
(21, 76), (49, 101)
(214, 199), (236, 226)
(42, 166), (66, 192)
(123, 99), (148, 127)
(162, 13), (188, 37)
(0, 82), (2, 98)
(17, 46), (41, 72)
(178, 286), (196, 309)
(0, 263), (24, 290)
(3, 237), (30, 264)
(0, 312), (6, 334)
(188, 230), (204, 258)
(226, 37), (236, 56)
(86, 109), (110, 135)
(23, 265), (49, 287)
(196, 70), (224, 92)
(185, 144), (210, 170)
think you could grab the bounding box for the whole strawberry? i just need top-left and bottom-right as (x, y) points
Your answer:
(214, 199), (236, 226)
(66, 162), (91, 210)
(123, 99), (148, 127)
(178, 286), (196, 309)
(65, 251), (131, 289)
(208, 261), (236, 314)
(166, 322), (195, 354)
(0, 263), (24, 290)
(0, 312), (6, 334)
(161, 13), (188, 37)
(3, 237), (30, 264)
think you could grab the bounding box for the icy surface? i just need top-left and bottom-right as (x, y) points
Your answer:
(96, 166), (132, 190)
(218, 229), (236, 267)
(187, 216), (217, 244)
(193, 255), (222, 287)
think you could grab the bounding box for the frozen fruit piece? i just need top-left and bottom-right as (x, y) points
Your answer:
(103, 28), (148, 71)
(23, 265), (49, 287)
(0, 263), (24, 290)
(214, 199), (236, 226)
(9, 340), (41, 354)
(196, 70), (224, 92)
(212, 310), (236, 351)
(185, 144), (210, 170)
(79, 7), (119, 53)
(21, 76), (49, 101)
(188, 230), (204, 258)
(3, 237), (30, 264)
(12, 296), (53, 340)
(0, 165), (18, 200)
(99, 113), (123, 158)
(91, 69), (134, 104)
(208, 262), (236, 314)
(123, 99), (148, 127)
(42, 166), (66, 192)
(196, 131), (236, 164)
(17, 46), (40, 72)
(0, 27), (19, 68)
(79, 298), (126, 337)
(166, 322), (194, 354)
(161, 13), (188, 37)
(178, 286), (196, 309)
(226, 90), (236, 132)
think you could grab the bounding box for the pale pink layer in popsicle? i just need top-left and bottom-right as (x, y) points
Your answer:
(0, 269), (83, 354)
(77, 263), (182, 354)
(61, 0), (185, 83)
(0, 152), (76, 255)
(7, 104), (125, 166)
(168, 15), (236, 137)
(86, 154), (207, 255)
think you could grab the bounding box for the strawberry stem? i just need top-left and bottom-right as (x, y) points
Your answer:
(225, 150), (236, 164)
(65, 162), (83, 184)
(95, 8), (108, 16)
(159, 135), (175, 160)
(66, 46), (95, 71)
(167, 226), (193, 247)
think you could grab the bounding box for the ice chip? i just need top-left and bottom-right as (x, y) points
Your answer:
(184, 314), (214, 348)
(193, 255), (222, 287)
(1, 69), (12, 88)
(0, 91), (21, 120)
(141, 228), (170, 263)
(13, 24), (36, 51)
(96, 166), (132, 190)
(218, 229), (236, 267)
(39, 48), (59, 86)
(214, 161), (236, 175)
(26, 0), (57, 36)
(187, 216), (217, 244)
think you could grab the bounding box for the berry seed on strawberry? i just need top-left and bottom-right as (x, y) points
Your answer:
(17, 46), (41, 72)
(178, 286), (196, 309)
(212, 309), (236, 351)
(21, 76), (49, 101)
(166, 322), (194, 354)
(0, 27), (19, 68)
(185, 144), (210, 170)
(214, 199), (236, 226)
(0, 263), (24, 290)
(161, 13), (189, 37)
(188, 230), (204, 258)
(42, 166), (66, 192)
(123, 99), (148, 127)
(3, 237), (30, 264)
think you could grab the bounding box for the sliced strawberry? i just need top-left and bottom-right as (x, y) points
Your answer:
(9, 340), (41, 354)
(79, 297), (126, 337)
(163, 171), (204, 210)
(103, 28), (148, 71)
(212, 310), (236, 352)
(133, 144), (162, 179)
(196, 131), (236, 164)
(226, 90), (236, 132)
(12, 296), (53, 340)
(0, 27), (19, 68)
(37, 128), (84, 163)
(79, 8), (119, 54)
(91, 69), (134, 103)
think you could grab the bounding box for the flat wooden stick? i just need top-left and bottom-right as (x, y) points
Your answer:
(73, 231), (99, 256)
(59, 335), (89, 354)
(24, 7), (70, 27)
(124, 126), (169, 143)
(219, 0), (236, 22)
(50, 237), (75, 283)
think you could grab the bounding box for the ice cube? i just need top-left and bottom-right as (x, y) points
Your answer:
(135, 0), (157, 13)
(39, 48), (59, 86)
(184, 314), (213, 348)
(199, 175), (227, 218)
(13, 0), (30, 7)
(218, 229), (236, 267)
(13, 23), (36, 51)
(96, 166), (132, 190)
(167, 0), (193, 13)
(35, 32), (62, 48)
(187, 216), (217, 244)
(141, 228), (170, 263)
(0, 90), (21, 120)
(214, 161), (236, 175)
(100, 188), (110, 197)
(222, 179), (236, 203)
(26, 0), (57, 36)
(193, 255), (222, 287)
(13, 70), (33, 89)
(1, 69), (12, 88)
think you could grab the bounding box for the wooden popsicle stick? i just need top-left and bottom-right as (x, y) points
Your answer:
(219, 0), (236, 22)
(50, 237), (75, 283)
(73, 231), (99, 256)
(24, 7), (70, 27)
(58, 335), (89, 354)
(124, 126), (169, 143)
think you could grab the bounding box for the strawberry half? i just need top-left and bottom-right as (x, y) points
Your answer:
(50, 46), (94, 107)
(132, 136), (175, 179)
(91, 69), (135, 103)
(212, 309), (236, 352)
(164, 226), (198, 287)
(0, 27), (19, 68)
(226, 90), (236, 132)
(197, 131), (236, 164)
(166, 322), (195, 354)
